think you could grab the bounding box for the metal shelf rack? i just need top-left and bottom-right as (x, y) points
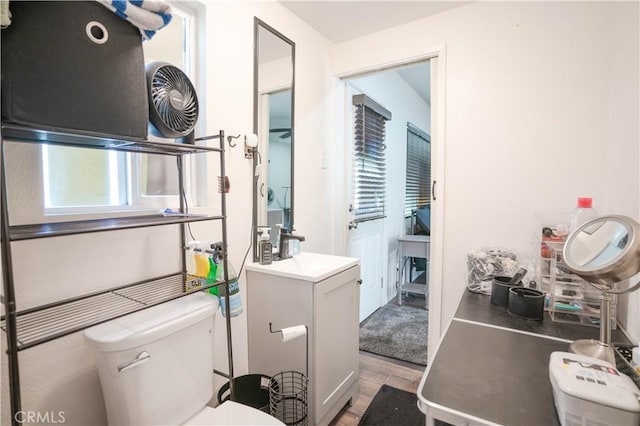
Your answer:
(0, 273), (227, 351)
(0, 126), (235, 425)
(1, 123), (223, 155)
(8, 214), (224, 241)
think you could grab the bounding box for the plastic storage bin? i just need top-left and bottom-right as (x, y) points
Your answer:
(536, 213), (616, 328)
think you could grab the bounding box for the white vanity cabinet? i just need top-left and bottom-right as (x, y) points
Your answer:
(246, 252), (360, 426)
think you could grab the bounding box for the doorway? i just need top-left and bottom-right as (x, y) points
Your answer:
(341, 52), (444, 364)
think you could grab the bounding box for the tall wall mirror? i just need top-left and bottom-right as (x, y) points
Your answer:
(253, 18), (295, 260)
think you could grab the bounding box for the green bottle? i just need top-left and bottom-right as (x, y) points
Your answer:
(207, 256), (218, 296)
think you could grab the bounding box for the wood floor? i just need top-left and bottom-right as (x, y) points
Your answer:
(329, 352), (426, 426)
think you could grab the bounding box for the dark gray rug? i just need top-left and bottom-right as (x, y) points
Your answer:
(358, 384), (425, 426)
(359, 304), (428, 366)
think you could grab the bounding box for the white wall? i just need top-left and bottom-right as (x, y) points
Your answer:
(332, 1), (640, 340)
(348, 70), (430, 301)
(2, 1), (639, 423)
(1, 1), (336, 424)
(603, 2), (640, 340)
(201, 2), (337, 403)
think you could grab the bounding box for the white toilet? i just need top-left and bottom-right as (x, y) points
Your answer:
(84, 293), (283, 425)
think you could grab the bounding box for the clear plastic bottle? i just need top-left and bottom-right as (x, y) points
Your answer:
(185, 241), (199, 277)
(194, 241), (210, 278)
(216, 252), (243, 317)
(569, 197), (598, 232)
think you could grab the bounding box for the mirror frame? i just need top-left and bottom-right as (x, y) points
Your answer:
(563, 214), (640, 287)
(252, 17), (295, 262)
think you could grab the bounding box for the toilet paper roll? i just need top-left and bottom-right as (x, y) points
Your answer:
(280, 325), (307, 342)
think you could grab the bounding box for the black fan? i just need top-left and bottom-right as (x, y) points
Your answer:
(146, 62), (198, 142)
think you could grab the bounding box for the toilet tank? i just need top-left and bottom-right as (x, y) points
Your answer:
(84, 293), (218, 426)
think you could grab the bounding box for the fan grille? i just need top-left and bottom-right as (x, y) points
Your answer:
(149, 64), (198, 136)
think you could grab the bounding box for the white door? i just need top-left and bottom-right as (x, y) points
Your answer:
(348, 219), (384, 322)
(344, 84), (385, 323)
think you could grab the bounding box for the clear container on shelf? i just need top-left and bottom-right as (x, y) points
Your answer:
(536, 212), (571, 298)
(549, 279), (617, 328)
(535, 212), (616, 327)
(547, 241), (616, 328)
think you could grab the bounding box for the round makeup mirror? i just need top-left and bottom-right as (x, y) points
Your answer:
(562, 215), (640, 365)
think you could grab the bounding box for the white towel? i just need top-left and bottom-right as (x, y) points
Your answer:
(1, 0), (11, 28)
(97, 0), (172, 40)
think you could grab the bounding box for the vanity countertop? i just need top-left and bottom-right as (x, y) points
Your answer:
(245, 252), (359, 282)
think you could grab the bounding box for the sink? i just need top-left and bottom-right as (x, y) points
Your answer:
(245, 252), (359, 281)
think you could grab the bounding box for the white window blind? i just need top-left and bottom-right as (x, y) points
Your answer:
(404, 123), (431, 217)
(352, 94), (391, 222)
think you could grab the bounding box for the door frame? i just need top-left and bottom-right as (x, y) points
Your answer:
(336, 45), (447, 362)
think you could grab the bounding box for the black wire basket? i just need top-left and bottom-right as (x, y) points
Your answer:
(269, 370), (308, 426)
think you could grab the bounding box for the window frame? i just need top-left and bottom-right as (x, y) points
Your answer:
(404, 122), (431, 218)
(42, 2), (201, 217)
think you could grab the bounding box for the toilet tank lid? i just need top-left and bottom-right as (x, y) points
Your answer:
(84, 293), (218, 352)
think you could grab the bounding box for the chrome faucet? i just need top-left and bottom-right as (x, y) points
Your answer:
(278, 228), (305, 260)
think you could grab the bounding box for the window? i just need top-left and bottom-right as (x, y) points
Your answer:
(352, 94), (391, 222)
(43, 3), (198, 213)
(404, 123), (431, 217)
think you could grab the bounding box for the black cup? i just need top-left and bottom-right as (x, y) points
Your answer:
(491, 276), (523, 307)
(508, 287), (545, 320)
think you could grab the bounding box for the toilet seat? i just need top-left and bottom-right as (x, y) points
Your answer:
(183, 401), (284, 425)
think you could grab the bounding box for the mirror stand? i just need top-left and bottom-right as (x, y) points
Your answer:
(570, 278), (640, 365)
(563, 214), (640, 366)
(569, 286), (615, 365)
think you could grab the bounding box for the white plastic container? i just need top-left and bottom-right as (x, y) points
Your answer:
(258, 227), (272, 265)
(185, 240), (199, 276)
(549, 351), (640, 426)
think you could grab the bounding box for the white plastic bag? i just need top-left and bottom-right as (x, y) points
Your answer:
(467, 248), (518, 294)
